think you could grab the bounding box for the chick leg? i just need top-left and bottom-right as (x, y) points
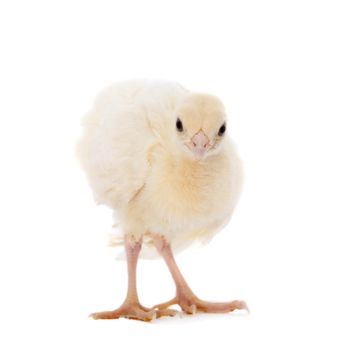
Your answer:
(153, 235), (248, 315)
(90, 236), (175, 321)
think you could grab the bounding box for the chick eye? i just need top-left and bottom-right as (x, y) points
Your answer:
(176, 118), (183, 132)
(218, 123), (226, 136)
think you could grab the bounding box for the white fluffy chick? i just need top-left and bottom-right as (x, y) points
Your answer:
(77, 80), (247, 321)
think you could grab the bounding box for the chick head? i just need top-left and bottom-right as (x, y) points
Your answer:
(173, 93), (227, 160)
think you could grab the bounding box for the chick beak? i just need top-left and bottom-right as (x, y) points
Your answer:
(189, 130), (210, 158)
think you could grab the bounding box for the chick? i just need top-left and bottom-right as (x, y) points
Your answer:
(77, 80), (247, 321)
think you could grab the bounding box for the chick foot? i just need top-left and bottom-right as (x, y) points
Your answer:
(152, 234), (248, 316)
(90, 302), (176, 321)
(153, 291), (247, 315)
(90, 302), (153, 321)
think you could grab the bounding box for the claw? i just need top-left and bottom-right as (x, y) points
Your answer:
(239, 300), (250, 313)
(190, 304), (197, 315)
(151, 310), (157, 321)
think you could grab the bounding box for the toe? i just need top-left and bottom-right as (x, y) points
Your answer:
(125, 306), (155, 321)
(180, 302), (198, 314)
(232, 300), (249, 312)
(155, 308), (177, 318)
(89, 310), (121, 320)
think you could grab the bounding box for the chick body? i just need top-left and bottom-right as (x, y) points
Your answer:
(77, 80), (243, 254)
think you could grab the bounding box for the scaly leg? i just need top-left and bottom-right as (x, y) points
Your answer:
(90, 236), (176, 321)
(152, 235), (248, 315)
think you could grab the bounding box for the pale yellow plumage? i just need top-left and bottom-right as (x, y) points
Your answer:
(77, 80), (242, 253)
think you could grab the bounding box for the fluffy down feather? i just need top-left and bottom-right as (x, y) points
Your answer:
(77, 80), (243, 256)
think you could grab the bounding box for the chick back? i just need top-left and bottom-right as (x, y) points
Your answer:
(76, 80), (187, 209)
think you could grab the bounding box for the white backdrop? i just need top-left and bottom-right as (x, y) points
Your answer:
(0, 0), (349, 349)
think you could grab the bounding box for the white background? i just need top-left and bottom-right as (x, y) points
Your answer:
(0, 0), (349, 349)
